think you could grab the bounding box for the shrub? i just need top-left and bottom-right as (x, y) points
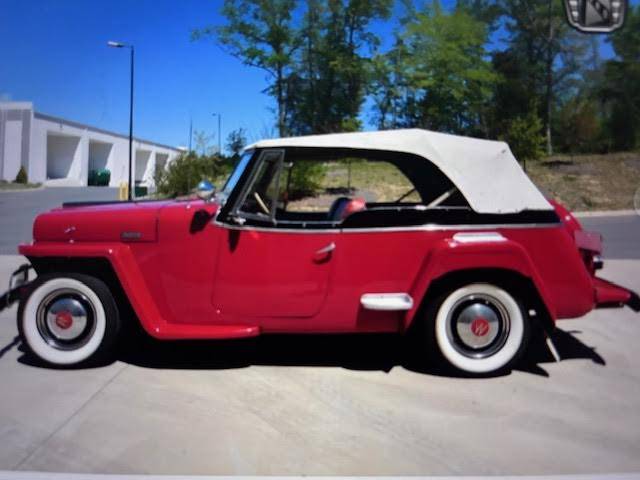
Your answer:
(554, 99), (602, 153)
(501, 110), (545, 164)
(155, 152), (232, 197)
(284, 161), (327, 199)
(14, 166), (28, 184)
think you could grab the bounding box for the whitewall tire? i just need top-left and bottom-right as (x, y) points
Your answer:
(18, 273), (120, 367)
(430, 283), (529, 375)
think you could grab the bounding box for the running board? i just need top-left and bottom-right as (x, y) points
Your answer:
(361, 293), (414, 311)
(152, 324), (260, 340)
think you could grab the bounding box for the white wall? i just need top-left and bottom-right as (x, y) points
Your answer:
(25, 111), (180, 187)
(3, 120), (22, 181)
(135, 149), (152, 183)
(46, 133), (81, 179)
(89, 140), (113, 172)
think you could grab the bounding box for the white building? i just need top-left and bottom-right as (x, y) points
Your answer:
(0, 102), (181, 188)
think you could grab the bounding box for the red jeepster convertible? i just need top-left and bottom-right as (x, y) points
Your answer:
(9, 129), (639, 374)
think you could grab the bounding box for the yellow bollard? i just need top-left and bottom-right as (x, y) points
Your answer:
(118, 182), (129, 201)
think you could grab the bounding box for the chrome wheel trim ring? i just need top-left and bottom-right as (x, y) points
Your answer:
(36, 288), (97, 351)
(445, 293), (511, 359)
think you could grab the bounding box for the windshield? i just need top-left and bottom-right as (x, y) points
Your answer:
(219, 151), (252, 201)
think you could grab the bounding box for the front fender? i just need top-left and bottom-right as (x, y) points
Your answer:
(20, 242), (168, 337)
(19, 242), (259, 339)
(404, 235), (557, 330)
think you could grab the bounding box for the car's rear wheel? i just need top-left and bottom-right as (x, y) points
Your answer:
(18, 273), (120, 367)
(427, 282), (529, 375)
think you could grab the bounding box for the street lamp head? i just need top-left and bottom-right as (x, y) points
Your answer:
(107, 41), (131, 48)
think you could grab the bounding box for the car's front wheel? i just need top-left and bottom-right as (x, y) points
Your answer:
(428, 282), (529, 375)
(18, 273), (120, 367)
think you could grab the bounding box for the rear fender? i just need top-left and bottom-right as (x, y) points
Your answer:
(404, 235), (557, 330)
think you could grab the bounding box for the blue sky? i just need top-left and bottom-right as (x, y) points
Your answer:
(0, 0), (632, 150)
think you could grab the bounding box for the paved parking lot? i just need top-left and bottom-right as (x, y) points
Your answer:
(0, 251), (639, 475)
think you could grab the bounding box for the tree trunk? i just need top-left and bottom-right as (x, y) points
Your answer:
(276, 65), (286, 137)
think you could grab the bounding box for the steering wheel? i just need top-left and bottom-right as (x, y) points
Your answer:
(253, 192), (270, 215)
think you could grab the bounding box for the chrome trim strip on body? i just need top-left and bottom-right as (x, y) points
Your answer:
(361, 293), (414, 311)
(452, 232), (506, 243)
(213, 217), (562, 234)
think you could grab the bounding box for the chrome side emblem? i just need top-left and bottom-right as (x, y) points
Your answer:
(564, 0), (627, 33)
(121, 231), (142, 240)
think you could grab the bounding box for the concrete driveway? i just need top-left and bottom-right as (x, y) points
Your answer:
(0, 251), (639, 475)
(0, 191), (639, 475)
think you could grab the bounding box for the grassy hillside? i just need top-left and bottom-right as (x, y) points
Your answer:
(527, 152), (640, 212)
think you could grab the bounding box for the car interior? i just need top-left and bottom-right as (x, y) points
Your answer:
(231, 148), (471, 229)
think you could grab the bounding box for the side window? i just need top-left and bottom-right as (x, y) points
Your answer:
(279, 157), (422, 216)
(236, 150), (282, 220)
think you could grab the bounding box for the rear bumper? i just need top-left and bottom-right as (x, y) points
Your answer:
(594, 277), (640, 312)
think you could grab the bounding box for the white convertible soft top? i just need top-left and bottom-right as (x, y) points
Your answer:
(247, 128), (552, 214)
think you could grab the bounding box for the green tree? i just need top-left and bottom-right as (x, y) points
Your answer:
(501, 108), (545, 165)
(15, 166), (28, 184)
(553, 97), (601, 153)
(156, 152), (229, 197)
(193, 129), (215, 156)
(369, 38), (410, 129)
(285, 0), (392, 134)
(388, 1), (496, 135)
(497, 0), (589, 155)
(194, 0), (299, 136)
(226, 128), (248, 159)
(595, 4), (640, 150)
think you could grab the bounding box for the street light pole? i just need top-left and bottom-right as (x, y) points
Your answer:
(108, 40), (134, 201)
(212, 113), (222, 155)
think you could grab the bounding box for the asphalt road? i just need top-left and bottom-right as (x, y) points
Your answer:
(0, 187), (118, 254)
(581, 214), (640, 259)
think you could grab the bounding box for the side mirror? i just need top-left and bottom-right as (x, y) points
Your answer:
(196, 180), (216, 202)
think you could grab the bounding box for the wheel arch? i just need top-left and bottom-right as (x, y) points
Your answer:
(20, 243), (165, 338)
(27, 256), (136, 328)
(406, 267), (555, 334)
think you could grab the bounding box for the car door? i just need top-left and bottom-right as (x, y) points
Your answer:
(212, 149), (336, 323)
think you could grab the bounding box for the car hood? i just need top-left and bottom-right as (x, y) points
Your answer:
(33, 200), (177, 243)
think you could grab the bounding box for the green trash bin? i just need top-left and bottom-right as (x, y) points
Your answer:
(96, 169), (110, 186)
(88, 169), (110, 186)
(134, 185), (148, 197)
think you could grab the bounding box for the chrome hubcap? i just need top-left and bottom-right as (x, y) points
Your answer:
(446, 294), (510, 359)
(36, 289), (96, 350)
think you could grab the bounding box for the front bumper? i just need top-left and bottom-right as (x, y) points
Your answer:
(0, 264), (31, 313)
(594, 277), (640, 312)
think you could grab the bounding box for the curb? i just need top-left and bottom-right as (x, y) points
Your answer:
(574, 210), (637, 218)
(0, 185), (45, 194)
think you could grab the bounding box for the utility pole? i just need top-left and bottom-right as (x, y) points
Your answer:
(212, 113), (222, 155)
(107, 40), (135, 201)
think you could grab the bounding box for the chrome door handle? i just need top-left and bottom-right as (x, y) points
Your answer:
(315, 242), (336, 255)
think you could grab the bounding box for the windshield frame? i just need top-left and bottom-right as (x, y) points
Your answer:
(218, 150), (253, 203)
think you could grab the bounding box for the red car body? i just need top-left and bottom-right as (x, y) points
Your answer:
(18, 188), (636, 340)
(13, 130), (639, 372)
